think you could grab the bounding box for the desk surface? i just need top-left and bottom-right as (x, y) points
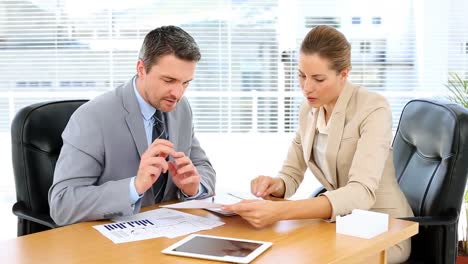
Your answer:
(0, 205), (418, 264)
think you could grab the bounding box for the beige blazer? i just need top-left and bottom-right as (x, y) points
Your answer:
(279, 82), (413, 220)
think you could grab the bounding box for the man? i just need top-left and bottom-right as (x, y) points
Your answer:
(49, 26), (216, 226)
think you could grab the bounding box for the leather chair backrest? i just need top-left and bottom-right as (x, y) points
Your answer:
(11, 100), (88, 220)
(393, 99), (468, 218)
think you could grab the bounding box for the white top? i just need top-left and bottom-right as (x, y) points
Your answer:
(313, 107), (333, 183)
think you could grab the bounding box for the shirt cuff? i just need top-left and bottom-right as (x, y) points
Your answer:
(129, 176), (143, 204)
(180, 184), (206, 199)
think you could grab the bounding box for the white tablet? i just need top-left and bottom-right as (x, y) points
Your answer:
(162, 234), (272, 263)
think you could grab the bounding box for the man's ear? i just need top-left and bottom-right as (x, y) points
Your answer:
(136, 59), (146, 78)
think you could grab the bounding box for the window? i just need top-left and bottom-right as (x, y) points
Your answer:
(372, 16), (382, 24)
(4, 0), (461, 135)
(359, 41), (372, 53)
(352, 17), (361, 24)
(305, 16), (341, 28)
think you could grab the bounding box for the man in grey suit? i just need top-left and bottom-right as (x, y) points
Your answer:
(49, 26), (216, 226)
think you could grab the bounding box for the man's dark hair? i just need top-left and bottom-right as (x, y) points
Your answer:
(138, 25), (201, 73)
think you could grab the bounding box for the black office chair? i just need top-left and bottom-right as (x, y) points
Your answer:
(11, 100), (88, 236)
(393, 99), (468, 264)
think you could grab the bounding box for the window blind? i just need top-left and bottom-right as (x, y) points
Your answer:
(0, 0), (467, 133)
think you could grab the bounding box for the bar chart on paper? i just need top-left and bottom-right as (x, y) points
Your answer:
(103, 219), (155, 231)
(93, 208), (224, 244)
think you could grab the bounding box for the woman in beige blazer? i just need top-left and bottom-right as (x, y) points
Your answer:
(223, 25), (414, 263)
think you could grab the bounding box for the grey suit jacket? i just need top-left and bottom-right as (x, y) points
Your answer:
(279, 82), (413, 221)
(49, 77), (216, 225)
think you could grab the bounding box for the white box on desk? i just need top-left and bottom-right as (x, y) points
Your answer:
(336, 209), (389, 239)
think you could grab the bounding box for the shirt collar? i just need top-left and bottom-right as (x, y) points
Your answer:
(133, 76), (156, 121)
(316, 106), (330, 134)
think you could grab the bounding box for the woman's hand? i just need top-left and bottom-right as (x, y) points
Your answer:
(222, 200), (285, 228)
(251, 176), (285, 199)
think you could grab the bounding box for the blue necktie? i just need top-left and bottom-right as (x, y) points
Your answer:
(151, 110), (168, 203)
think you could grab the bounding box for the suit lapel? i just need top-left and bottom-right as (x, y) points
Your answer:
(324, 82), (355, 188)
(303, 107), (318, 163)
(324, 116), (343, 189)
(121, 76), (147, 157)
(165, 112), (179, 153)
(309, 161), (334, 190)
(301, 106), (334, 190)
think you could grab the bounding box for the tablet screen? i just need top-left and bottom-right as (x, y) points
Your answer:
(173, 235), (261, 257)
(162, 234), (272, 263)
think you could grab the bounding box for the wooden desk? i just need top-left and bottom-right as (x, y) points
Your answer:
(0, 205), (418, 264)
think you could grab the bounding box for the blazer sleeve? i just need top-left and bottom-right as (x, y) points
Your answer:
(48, 107), (135, 226)
(277, 104), (309, 198)
(322, 99), (393, 220)
(179, 99), (216, 200)
(278, 132), (308, 198)
(183, 124), (216, 199)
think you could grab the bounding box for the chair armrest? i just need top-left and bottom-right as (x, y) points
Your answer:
(12, 202), (59, 229)
(309, 186), (326, 198)
(399, 211), (458, 226)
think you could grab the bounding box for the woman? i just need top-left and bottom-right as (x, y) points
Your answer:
(222, 25), (414, 263)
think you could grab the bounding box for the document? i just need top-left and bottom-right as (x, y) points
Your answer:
(161, 192), (257, 210)
(161, 192), (260, 216)
(93, 208), (224, 244)
(160, 199), (222, 209)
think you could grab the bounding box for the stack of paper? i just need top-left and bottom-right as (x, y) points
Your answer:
(93, 208), (224, 243)
(336, 209), (389, 239)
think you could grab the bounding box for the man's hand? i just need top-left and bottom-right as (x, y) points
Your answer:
(134, 139), (175, 194)
(168, 152), (200, 196)
(251, 176), (285, 199)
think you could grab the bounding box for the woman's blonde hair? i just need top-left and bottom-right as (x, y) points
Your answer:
(300, 25), (351, 73)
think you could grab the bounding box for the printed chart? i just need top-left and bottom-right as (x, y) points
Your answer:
(93, 208), (224, 243)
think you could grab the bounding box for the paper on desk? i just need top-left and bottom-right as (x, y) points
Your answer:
(225, 191), (259, 200)
(160, 199), (222, 209)
(207, 192), (260, 216)
(336, 209), (389, 239)
(161, 193), (246, 210)
(93, 208), (224, 244)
